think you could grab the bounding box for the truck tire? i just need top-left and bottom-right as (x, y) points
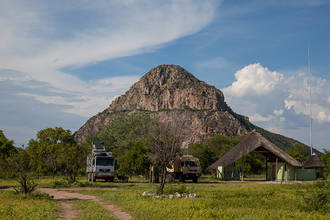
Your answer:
(179, 174), (185, 183)
(168, 173), (175, 183)
(107, 177), (114, 182)
(192, 176), (198, 183)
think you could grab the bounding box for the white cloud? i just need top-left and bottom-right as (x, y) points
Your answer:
(249, 113), (274, 122)
(223, 63), (330, 150)
(273, 109), (284, 116)
(224, 63), (330, 124)
(223, 63), (284, 97)
(15, 74), (140, 117)
(285, 73), (330, 123)
(0, 0), (219, 117)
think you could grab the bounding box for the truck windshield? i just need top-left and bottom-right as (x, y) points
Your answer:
(96, 158), (113, 166)
(185, 161), (198, 167)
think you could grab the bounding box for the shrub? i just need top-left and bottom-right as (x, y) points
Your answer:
(13, 174), (38, 194)
(163, 184), (190, 195)
(298, 180), (329, 212)
(51, 179), (71, 188)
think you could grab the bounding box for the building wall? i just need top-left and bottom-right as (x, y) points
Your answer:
(219, 163), (317, 181)
(217, 165), (240, 180)
(296, 168), (316, 180)
(267, 162), (316, 181)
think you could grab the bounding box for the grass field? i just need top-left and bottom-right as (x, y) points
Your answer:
(76, 181), (330, 220)
(73, 200), (115, 220)
(0, 190), (59, 220)
(0, 176), (329, 219)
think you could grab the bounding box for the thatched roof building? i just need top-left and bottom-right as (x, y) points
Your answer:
(303, 155), (326, 168)
(208, 131), (302, 170)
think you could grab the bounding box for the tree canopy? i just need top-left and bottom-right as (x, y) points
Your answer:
(189, 135), (244, 173)
(27, 127), (87, 181)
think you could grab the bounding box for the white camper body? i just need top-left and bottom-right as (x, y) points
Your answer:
(87, 142), (115, 182)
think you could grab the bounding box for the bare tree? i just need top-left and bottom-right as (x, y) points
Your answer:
(147, 121), (184, 194)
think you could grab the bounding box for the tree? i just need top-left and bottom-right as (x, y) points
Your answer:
(57, 143), (88, 182)
(189, 135), (244, 173)
(189, 143), (218, 173)
(7, 148), (37, 194)
(27, 127), (78, 178)
(119, 141), (150, 177)
(286, 142), (309, 163)
(147, 121), (183, 194)
(321, 149), (330, 178)
(0, 130), (17, 177)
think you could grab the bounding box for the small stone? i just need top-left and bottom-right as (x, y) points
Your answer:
(189, 193), (196, 198)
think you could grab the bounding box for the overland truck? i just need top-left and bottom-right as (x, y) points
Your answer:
(87, 141), (115, 182)
(167, 155), (201, 183)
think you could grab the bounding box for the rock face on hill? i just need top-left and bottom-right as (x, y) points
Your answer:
(74, 65), (253, 145)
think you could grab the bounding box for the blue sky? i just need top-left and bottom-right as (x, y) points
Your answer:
(0, 0), (329, 151)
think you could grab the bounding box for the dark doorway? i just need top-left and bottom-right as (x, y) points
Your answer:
(272, 165), (276, 180)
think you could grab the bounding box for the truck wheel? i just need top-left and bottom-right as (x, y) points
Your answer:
(168, 174), (175, 183)
(179, 174), (185, 183)
(192, 176), (198, 183)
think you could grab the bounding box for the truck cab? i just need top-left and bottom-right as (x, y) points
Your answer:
(167, 155), (201, 183)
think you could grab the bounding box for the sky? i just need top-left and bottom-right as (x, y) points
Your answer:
(0, 0), (329, 151)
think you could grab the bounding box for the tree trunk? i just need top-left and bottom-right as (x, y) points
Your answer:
(159, 166), (167, 194)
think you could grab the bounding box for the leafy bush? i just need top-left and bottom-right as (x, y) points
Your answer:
(13, 175), (38, 194)
(51, 179), (72, 188)
(51, 179), (93, 188)
(298, 180), (329, 212)
(163, 184), (190, 195)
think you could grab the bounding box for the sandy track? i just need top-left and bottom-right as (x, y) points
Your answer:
(38, 188), (133, 220)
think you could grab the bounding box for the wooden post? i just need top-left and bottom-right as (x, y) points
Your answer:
(232, 162), (235, 179)
(265, 158), (268, 181)
(241, 158), (244, 181)
(275, 157), (278, 181)
(285, 163), (288, 181)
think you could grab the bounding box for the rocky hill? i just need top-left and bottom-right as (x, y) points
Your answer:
(74, 64), (301, 150)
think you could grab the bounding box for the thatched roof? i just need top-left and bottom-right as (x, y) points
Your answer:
(208, 131), (302, 170)
(303, 155), (326, 168)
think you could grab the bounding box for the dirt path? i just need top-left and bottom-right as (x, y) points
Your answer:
(38, 188), (133, 220)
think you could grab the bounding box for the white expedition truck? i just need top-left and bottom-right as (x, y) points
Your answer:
(87, 141), (115, 182)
